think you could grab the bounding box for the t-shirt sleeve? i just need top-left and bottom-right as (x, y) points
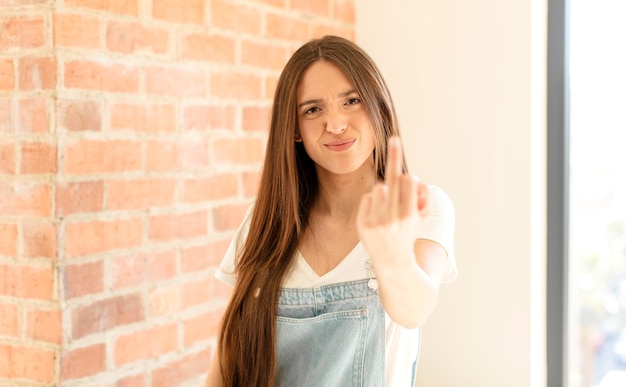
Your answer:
(415, 185), (457, 283)
(214, 203), (255, 287)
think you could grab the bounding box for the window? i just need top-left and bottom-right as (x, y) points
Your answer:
(548, 1), (626, 386)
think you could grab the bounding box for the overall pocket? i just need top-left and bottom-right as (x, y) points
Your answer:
(276, 309), (369, 387)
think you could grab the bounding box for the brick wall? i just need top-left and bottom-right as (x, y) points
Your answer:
(0, 0), (354, 385)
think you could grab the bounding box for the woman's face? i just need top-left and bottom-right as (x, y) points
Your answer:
(296, 60), (376, 178)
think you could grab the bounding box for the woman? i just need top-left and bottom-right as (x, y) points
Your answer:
(206, 35), (457, 386)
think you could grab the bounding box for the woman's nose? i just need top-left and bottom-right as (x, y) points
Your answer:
(324, 109), (347, 134)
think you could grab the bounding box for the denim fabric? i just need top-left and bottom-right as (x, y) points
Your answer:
(276, 279), (385, 387)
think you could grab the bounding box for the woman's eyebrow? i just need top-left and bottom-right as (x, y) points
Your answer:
(297, 89), (357, 109)
(339, 89), (357, 97)
(297, 98), (322, 109)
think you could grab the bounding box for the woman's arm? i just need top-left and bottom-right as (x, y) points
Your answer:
(357, 137), (451, 328)
(205, 352), (223, 387)
(373, 239), (448, 328)
(206, 287), (233, 387)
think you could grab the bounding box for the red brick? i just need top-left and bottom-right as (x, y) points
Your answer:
(152, 349), (211, 386)
(65, 60), (139, 93)
(145, 139), (208, 172)
(20, 141), (57, 174)
(144, 66), (206, 97)
(265, 13), (311, 41)
(0, 16), (45, 49)
(114, 324), (178, 365)
(183, 105), (236, 131)
(148, 211), (208, 241)
(181, 239), (231, 273)
(108, 178), (176, 210)
(110, 103), (176, 132)
(0, 59), (14, 90)
(107, 20), (169, 54)
(0, 263), (53, 300)
(18, 56), (57, 90)
(26, 308), (61, 344)
(152, 0), (205, 24)
(64, 0), (138, 15)
(333, 0), (355, 23)
(255, 0), (285, 6)
(211, 136), (265, 165)
(0, 344), (55, 383)
(182, 173), (238, 203)
(181, 276), (211, 309)
(55, 180), (104, 216)
(110, 249), (177, 289)
(242, 170), (261, 197)
(71, 294), (144, 339)
(0, 222), (18, 256)
(117, 374), (145, 387)
(58, 99), (102, 132)
(212, 203), (250, 232)
(144, 140), (175, 171)
(0, 98), (12, 131)
(242, 105), (271, 132)
(180, 33), (235, 63)
(290, 0), (330, 16)
(310, 23), (353, 41)
(54, 13), (101, 48)
(0, 302), (19, 337)
(65, 217), (143, 257)
(183, 310), (223, 347)
(0, 0), (51, 5)
(241, 40), (288, 70)
(210, 71), (262, 100)
(0, 182), (51, 217)
(63, 260), (104, 299)
(265, 74), (279, 99)
(211, 0), (261, 36)
(22, 221), (56, 259)
(60, 343), (106, 380)
(18, 98), (48, 133)
(0, 142), (15, 174)
(63, 139), (142, 174)
(149, 285), (180, 317)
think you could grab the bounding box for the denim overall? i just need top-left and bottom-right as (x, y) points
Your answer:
(275, 279), (385, 387)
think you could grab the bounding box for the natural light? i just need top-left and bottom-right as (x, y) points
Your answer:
(568, 0), (626, 386)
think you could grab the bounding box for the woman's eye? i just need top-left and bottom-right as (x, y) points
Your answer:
(346, 97), (361, 105)
(304, 107), (320, 115)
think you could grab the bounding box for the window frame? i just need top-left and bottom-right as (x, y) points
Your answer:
(547, 0), (570, 385)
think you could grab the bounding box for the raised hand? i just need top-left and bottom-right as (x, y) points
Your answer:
(356, 136), (430, 268)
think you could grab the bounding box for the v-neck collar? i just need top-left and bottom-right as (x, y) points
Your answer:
(296, 241), (363, 280)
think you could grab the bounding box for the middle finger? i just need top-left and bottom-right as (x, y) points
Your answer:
(385, 136), (403, 215)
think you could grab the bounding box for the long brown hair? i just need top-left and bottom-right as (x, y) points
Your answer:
(217, 35), (406, 387)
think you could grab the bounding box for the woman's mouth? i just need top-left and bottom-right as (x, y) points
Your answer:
(325, 138), (356, 152)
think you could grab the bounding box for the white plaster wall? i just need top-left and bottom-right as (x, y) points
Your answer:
(356, 1), (547, 386)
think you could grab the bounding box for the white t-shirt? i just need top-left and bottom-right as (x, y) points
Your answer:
(215, 185), (457, 386)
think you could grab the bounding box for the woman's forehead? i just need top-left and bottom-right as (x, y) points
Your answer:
(297, 61), (355, 102)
